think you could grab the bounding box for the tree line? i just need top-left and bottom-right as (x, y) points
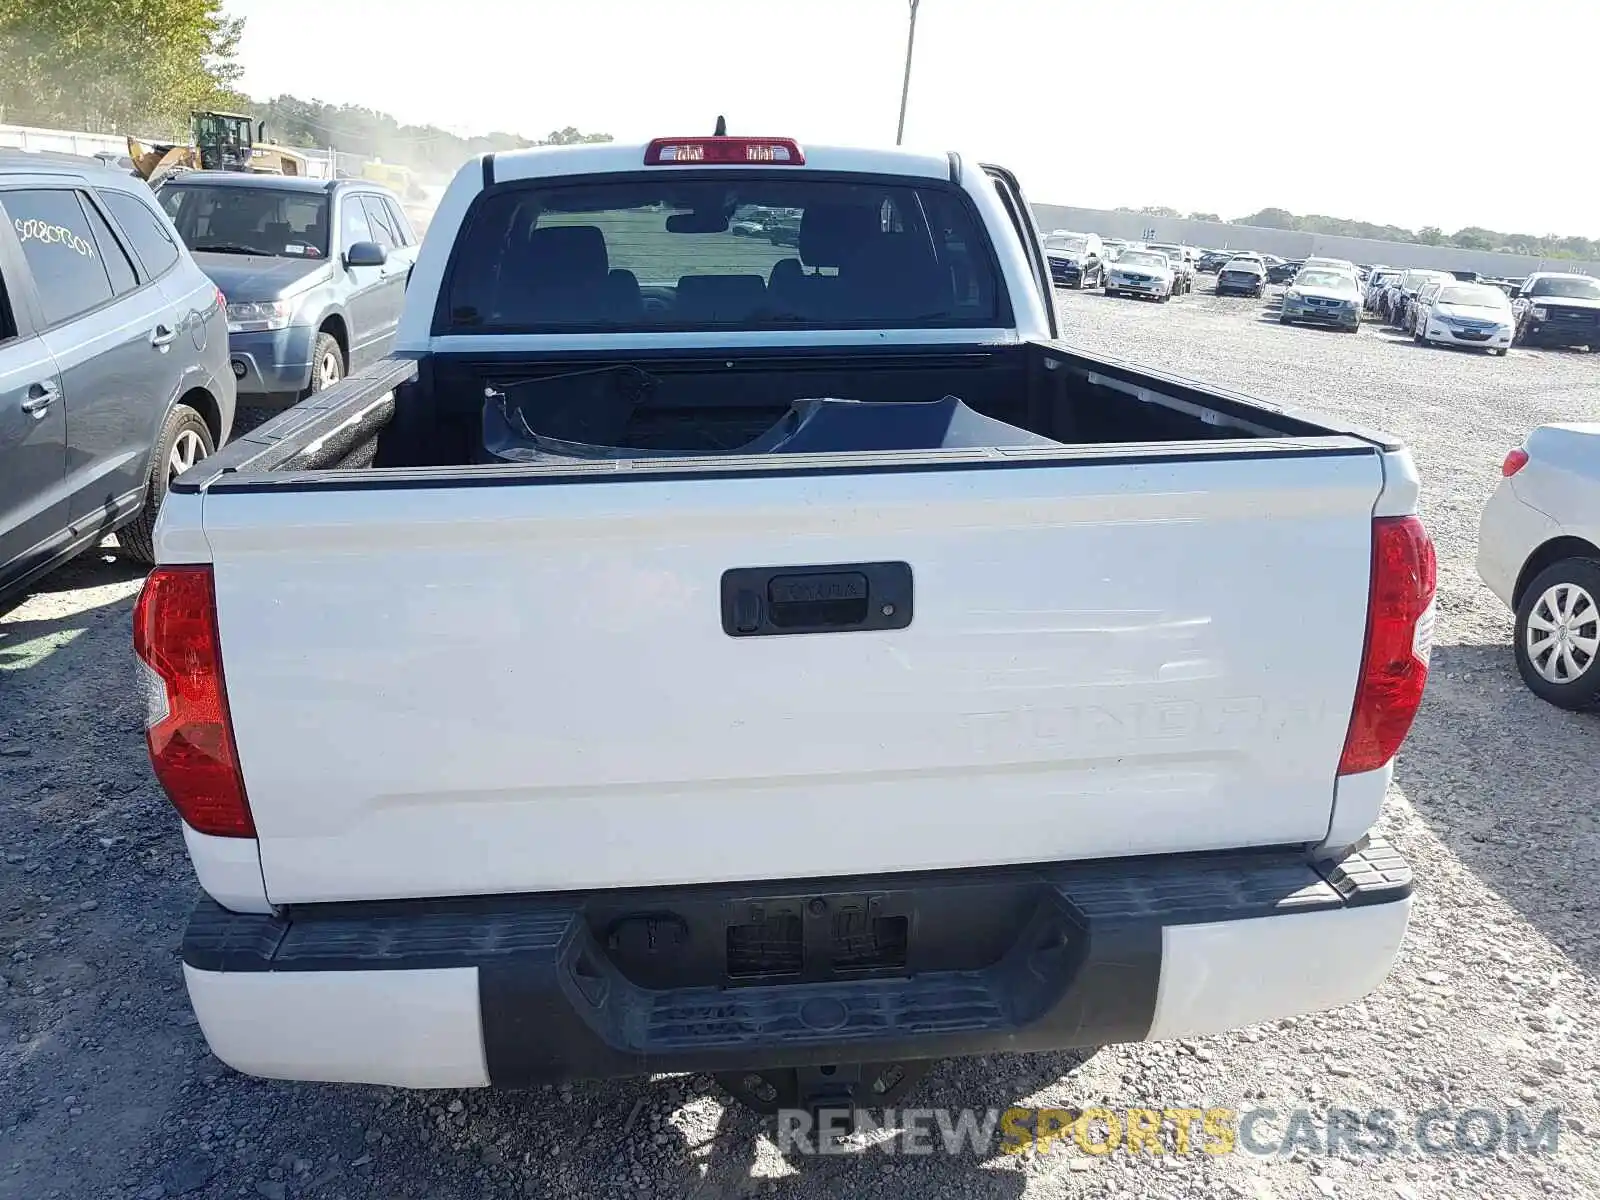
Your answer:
(246, 95), (611, 176)
(0, 0), (244, 138)
(0, 1), (610, 167)
(1123, 206), (1597, 261)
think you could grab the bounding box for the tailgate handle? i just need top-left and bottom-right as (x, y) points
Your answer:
(721, 562), (913, 637)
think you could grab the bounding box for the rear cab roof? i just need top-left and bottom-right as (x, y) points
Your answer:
(395, 138), (1054, 355)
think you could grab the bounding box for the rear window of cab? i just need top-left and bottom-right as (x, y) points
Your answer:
(438, 174), (1008, 334)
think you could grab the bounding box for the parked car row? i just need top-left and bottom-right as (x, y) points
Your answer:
(1047, 231), (1598, 356)
(1368, 267), (1598, 352)
(1040, 231), (1201, 301)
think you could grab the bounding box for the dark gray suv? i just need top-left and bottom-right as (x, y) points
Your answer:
(0, 153), (234, 601)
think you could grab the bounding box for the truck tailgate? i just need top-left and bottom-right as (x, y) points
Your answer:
(201, 446), (1385, 903)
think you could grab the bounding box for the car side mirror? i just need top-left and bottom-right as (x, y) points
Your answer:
(344, 241), (387, 268)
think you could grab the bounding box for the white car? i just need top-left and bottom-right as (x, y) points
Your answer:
(1412, 281), (1515, 354)
(1477, 423), (1600, 709)
(1146, 243), (1194, 294)
(1104, 248), (1175, 300)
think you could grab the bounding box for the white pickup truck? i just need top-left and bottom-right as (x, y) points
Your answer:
(138, 135), (1432, 1112)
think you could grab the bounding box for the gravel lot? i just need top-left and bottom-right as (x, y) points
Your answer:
(3, 281), (1598, 1200)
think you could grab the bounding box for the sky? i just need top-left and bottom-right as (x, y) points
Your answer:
(225, 0), (1599, 238)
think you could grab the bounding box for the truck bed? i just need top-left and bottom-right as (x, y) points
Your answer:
(183, 340), (1396, 484)
(162, 340), (1404, 905)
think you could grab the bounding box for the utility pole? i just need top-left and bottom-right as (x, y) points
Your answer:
(896, 0), (920, 146)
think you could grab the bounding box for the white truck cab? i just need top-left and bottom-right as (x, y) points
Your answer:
(143, 135), (1428, 1113)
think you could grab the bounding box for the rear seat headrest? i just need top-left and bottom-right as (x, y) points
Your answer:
(799, 205), (881, 269)
(676, 274), (768, 321)
(523, 225), (609, 280)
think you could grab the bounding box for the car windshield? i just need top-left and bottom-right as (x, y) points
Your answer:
(1439, 284), (1510, 308)
(1224, 260), (1261, 271)
(1119, 251), (1167, 268)
(1045, 235), (1088, 252)
(1298, 271), (1356, 290)
(158, 185), (330, 258)
(444, 176), (1003, 332)
(1528, 276), (1600, 300)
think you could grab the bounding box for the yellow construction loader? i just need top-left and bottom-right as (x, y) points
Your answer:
(127, 110), (311, 188)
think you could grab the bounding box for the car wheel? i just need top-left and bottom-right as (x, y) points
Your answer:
(1279, 315), (1292, 325)
(119, 403), (216, 566)
(306, 332), (345, 396)
(1514, 558), (1600, 710)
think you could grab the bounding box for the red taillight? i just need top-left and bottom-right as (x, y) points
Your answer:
(132, 566), (253, 837)
(1339, 516), (1437, 776)
(644, 137), (805, 165)
(1501, 448), (1529, 477)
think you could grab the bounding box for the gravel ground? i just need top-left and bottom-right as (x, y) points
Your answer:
(2, 283), (1598, 1200)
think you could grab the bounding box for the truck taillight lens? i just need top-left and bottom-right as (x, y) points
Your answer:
(1339, 516), (1437, 776)
(132, 566), (253, 837)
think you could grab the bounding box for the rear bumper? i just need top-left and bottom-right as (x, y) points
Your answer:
(1475, 481), (1559, 610)
(1283, 304), (1359, 328)
(1106, 278), (1166, 296)
(1423, 324), (1512, 350)
(1519, 320), (1598, 349)
(182, 838), (1411, 1089)
(228, 325), (316, 395)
